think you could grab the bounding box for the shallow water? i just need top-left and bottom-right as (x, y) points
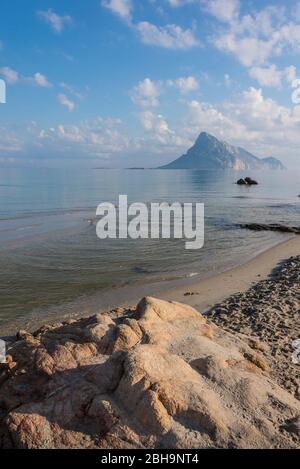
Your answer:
(0, 167), (299, 330)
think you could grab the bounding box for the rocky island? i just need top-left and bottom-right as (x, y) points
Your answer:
(161, 132), (285, 170)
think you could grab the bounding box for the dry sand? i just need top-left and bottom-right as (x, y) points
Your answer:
(206, 254), (300, 398)
(160, 236), (300, 312)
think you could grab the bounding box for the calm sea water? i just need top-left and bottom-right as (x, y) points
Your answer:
(0, 167), (299, 331)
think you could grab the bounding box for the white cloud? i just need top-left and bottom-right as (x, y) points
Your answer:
(249, 65), (283, 88)
(167, 0), (194, 6)
(38, 9), (72, 33)
(140, 111), (170, 134)
(214, 34), (275, 68)
(249, 65), (298, 88)
(58, 94), (75, 111)
(168, 76), (199, 94)
(186, 99), (238, 138)
(201, 0), (240, 23)
(131, 75), (199, 109)
(101, 1), (199, 50)
(39, 118), (129, 156)
(102, 0), (132, 21)
(293, 2), (300, 22)
(167, 0), (240, 23)
(211, 4), (300, 68)
(131, 78), (161, 107)
(136, 22), (199, 49)
(140, 110), (186, 147)
(0, 68), (54, 89)
(0, 67), (19, 84)
(285, 66), (297, 85)
(60, 83), (84, 100)
(0, 119), (131, 165)
(33, 73), (52, 88)
(0, 127), (22, 152)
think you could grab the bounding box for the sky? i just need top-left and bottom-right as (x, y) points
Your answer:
(0, 0), (300, 168)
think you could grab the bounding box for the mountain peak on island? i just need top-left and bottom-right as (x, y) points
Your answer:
(197, 131), (216, 140)
(161, 132), (285, 170)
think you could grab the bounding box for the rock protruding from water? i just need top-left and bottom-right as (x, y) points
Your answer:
(239, 223), (300, 234)
(0, 297), (299, 449)
(237, 177), (258, 185)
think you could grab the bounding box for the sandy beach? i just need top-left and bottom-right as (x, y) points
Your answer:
(207, 252), (300, 397)
(161, 236), (300, 311)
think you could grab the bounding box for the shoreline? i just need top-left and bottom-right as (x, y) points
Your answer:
(1, 235), (300, 337)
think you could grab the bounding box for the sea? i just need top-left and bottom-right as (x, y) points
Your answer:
(0, 167), (299, 332)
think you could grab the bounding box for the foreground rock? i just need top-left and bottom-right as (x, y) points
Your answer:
(0, 297), (299, 449)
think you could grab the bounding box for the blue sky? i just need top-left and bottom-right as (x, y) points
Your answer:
(0, 0), (300, 168)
